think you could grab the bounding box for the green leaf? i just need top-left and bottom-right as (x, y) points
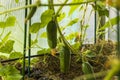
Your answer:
(5, 74), (22, 80)
(2, 32), (11, 43)
(0, 65), (22, 80)
(0, 66), (6, 76)
(40, 9), (54, 28)
(83, 50), (96, 58)
(6, 16), (16, 27)
(0, 65), (21, 76)
(37, 48), (51, 55)
(67, 18), (79, 26)
(31, 58), (39, 65)
(57, 13), (66, 22)
(72, 42), (81, 50)
(15, 0), (19, 3)
(0, 55), (8, 60)
(9, 52), (23, 59)
(66, 32), (78, 40)
(0, 22), (5, 28)
(31, 39), (38, 46)
(0, 40), (14, 53)
(68, 0), (83, 16)
(30, 22), (41, 33)
(100, 16), (120, 30)
(40, 32), (47, 38)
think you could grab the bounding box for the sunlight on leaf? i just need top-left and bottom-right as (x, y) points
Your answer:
(68, 0), (83, 16)
(0, 40), (14, 53)
(9, 52), (22, 59)
(5, 74), (22, 80)
(40, 9), (54, 28)
(72, 42), (81, 50)
(6, 16), (16, 27)
(40, 32), (47, 38)
(67, 18), (79, 26)
(30, 22), (41, 33)
(65, 32), (78, 40)
(31, 39), (38, 46)
(15, 0), (19, 3)
(0, 22), (5, 28)
(57, 13), (66, 22)
(0, 65), (22, 80)
(2, 32), (11, 43)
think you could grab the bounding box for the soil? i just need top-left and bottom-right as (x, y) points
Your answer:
(23, 40), (117, 80)
(0, 40), (118, 80)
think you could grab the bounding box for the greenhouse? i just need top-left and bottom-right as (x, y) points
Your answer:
(0, 0), (120, 80)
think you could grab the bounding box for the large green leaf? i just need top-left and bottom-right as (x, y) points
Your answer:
(68, 0), (83, 16)
(67, 18), (79, 26)
(30, 22), (41, 33)
(0, 65), (20, 76)
(100, 16), (120, 30)
(0, 65), (22, 80)
(40, 9), (54, 28)
(5, 74), (22, 80)
(9, 52), (23, 59)
(2, 32), (11, 43)
(0, 22), (5, 28)
(0, 16), (16, 28)
(66, 32), (78, 40)
(31, 39), (38, 46)
(30, 9), (54, 33)
(15, 0), (19, 3)
(5, 16), (16, 27)
(57, 13), (66, 22)
(0, 40), (14, 53)
(72, 42), (81, 50)
(40, 32), (47, 38)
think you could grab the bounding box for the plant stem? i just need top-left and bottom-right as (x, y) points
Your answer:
(0, 1), (94, 15)
(54, 0), (80, 55)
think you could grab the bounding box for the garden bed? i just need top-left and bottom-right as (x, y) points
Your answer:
(18, 40), (116, 80)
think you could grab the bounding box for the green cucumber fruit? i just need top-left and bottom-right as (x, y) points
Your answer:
(25, 0), (40, 23)
(60, 45), (71, 73)
(47, 20), (57, 49)
(25, 6), (37, 22)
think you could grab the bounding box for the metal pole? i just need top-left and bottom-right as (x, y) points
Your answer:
(94, 1), (97, 44)
(117, 9), (120, 58)
(22, 0), (28, 79)
(28, 0), (32, 78)
(116, 8), (120, 79)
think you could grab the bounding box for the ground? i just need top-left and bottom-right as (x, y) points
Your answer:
(0, 40), (117, 80)
(23, 40), (116, 80)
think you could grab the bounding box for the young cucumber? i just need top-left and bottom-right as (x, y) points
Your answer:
(25, 0), (40, 23)
(82, 62), (96, 80)
(47, 20), (57, 49)
(60, 45), (71, 73)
